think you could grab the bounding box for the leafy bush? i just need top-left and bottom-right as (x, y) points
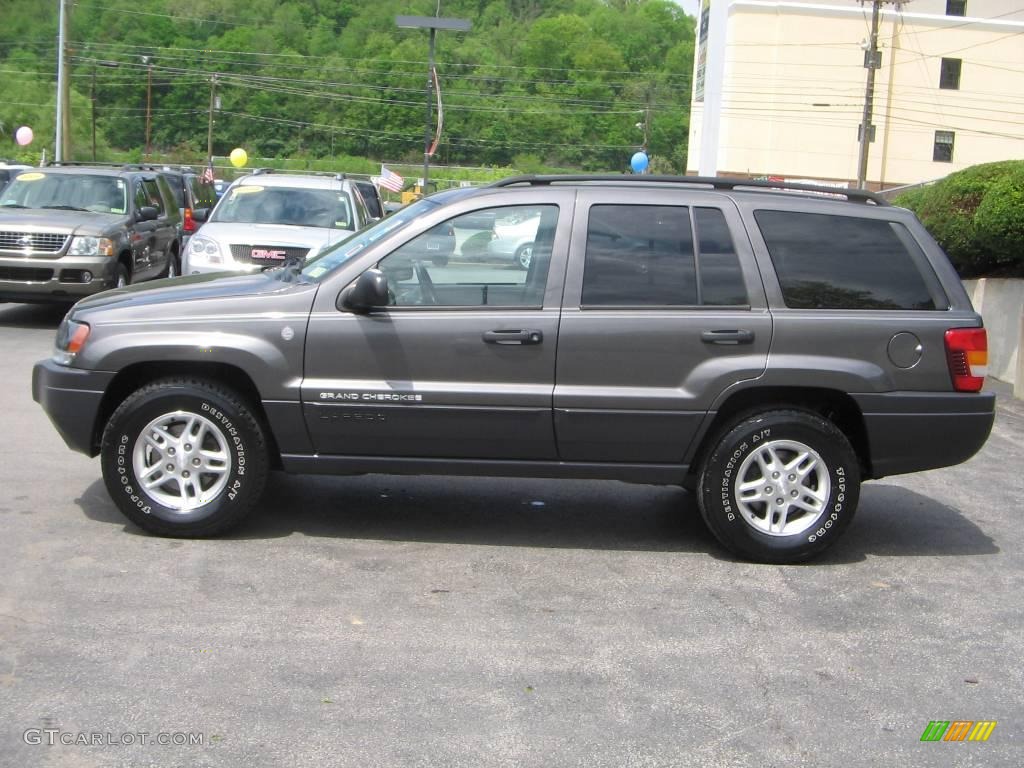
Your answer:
(894, 160), (1024, 277)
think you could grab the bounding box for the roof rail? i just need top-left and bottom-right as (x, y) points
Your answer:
(487, 174), (890, 206)
(44, 161), (123, 168)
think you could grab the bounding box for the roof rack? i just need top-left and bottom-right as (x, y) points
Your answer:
(45, 161), (124, 168)
(487, 174), (890, 206)
(249, 168), (350, 182)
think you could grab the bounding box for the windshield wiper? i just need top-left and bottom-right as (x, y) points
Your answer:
(1, 203), (29, 208)
(41, 205), (88, 211)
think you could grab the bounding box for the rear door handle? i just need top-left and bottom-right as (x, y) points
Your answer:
(483, 329), (543, 345)
(701, 329), (755, 345)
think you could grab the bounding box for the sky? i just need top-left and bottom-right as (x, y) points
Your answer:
(673, 0), (700, 16)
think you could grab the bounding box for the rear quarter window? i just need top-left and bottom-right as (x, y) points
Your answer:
(754, 210), (946, 310)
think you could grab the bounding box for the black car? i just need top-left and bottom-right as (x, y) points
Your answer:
(143, 165), (217, 246)
(353, 179), (384, 220)
(0, 164), (181, 302)
(0, 164), (32, 193)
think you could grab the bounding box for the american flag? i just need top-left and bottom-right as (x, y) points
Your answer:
(200, 164), (215, 184)
(378, 165), (404, 193)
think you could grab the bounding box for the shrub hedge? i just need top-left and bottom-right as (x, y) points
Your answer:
(894, 160), (1024, 277)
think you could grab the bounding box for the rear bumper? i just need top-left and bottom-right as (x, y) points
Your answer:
(32, 359), (115, 456)
(853, 391), (996, 478)
(0, 253), (119, 303)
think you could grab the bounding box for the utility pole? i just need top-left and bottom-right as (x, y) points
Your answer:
(142, 55), (153, 158)
(55, 0), (70, 162)
(206, 73), (218, 168)
(857, 0), (904, 189)
(91, 67), (96, 161)
(90, 60), (118, 162)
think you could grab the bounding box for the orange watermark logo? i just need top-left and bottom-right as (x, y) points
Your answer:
(920, 721), (996, 742)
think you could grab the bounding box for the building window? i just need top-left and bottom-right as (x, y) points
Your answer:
(934, 131), (955, 163)
(939, 58), (962, 89)
(946, 0), (966, 15)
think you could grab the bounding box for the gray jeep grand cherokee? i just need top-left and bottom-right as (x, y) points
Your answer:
(32, 176), (995, 563)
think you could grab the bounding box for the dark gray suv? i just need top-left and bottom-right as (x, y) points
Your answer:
(32, 176), (995, 563)
(0, 165), (181, 303)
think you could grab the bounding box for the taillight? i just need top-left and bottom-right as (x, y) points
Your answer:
(183, 207), (196, 233)
(944, 328), (988, 392)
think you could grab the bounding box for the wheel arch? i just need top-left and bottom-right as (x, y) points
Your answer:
(91, 361), (282, 468)
(686, 386), (872, 483)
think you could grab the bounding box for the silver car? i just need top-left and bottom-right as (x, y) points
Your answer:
(485, 208), (544, 269)
(186, 172), (372, 274)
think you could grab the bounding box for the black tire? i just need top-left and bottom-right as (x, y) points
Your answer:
(100, 378), (269, 537)
(162, 250), (180, 279)
(114, 263), (130, 288)
(696, 409), (860, 564)
(430, 255), (449, 267)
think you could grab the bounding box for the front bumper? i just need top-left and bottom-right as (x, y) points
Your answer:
(32, 359), (115, 456)
(854, 391), (996, 478)
(0, 253), (118, 303)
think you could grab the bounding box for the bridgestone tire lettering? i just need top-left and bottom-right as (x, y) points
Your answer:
(696, 409), (861, 564)
(100, 377), (268, 537)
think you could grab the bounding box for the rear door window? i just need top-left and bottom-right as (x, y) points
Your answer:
(581, 205), (748, 307)
(754, 210), (945, 310)
(582, 205), (697, 306)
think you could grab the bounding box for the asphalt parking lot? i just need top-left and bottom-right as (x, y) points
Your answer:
(1, 300), (1022, 768)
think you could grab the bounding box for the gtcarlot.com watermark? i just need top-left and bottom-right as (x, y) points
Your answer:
(24, 729), (204, 747)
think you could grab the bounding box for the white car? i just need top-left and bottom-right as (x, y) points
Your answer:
(186, 171), (372, 274)
(485, 209), (544, 269)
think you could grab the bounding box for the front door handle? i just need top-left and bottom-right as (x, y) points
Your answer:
(483, 329), (543, 345)
(701, 329), (755, 345)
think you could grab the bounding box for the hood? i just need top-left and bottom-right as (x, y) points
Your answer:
(71, 270), (316, 316)
(0, 206), (129, 236)
(199, 222), (351, 255)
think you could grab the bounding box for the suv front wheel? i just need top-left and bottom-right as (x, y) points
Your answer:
(697, 410), (860, 563)
(100, 378), (268, 537)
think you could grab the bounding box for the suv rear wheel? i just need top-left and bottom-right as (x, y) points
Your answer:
(100, 378), (268, 537)
(697, 410), (860, 563)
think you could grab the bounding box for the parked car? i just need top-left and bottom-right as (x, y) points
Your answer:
(0, 164), (181, 302)
(146, 165), (217, 249)
(486, 208), (545, 269)
(186, 171), (373, 275)
(0, 163), (33, 193)
(353, 179), (384, 221)
(33, 175), (994, 563)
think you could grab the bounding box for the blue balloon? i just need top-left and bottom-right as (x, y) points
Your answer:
(630, 151), (649, 173)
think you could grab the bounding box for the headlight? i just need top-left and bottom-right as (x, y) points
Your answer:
(68, 236), (114, 256)
(52, 318), (91, 366)
(188, 236), (223, 264)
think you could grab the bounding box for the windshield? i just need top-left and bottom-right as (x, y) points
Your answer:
(301, 198), (440, 280)
(0, 172), (128, 213)
(212, 185), (355, 229)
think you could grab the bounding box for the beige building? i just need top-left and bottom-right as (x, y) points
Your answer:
(687, 1), (1024, 189)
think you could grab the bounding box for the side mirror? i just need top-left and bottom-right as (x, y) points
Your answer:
(192, 208), (209, 222)
(138, 206), (159, 221)
(338, 269), (389, 313)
